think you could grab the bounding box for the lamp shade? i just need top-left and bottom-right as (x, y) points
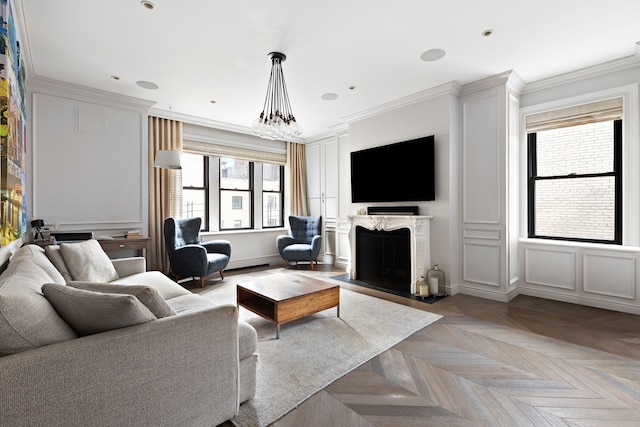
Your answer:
(154, 150), (182, 169)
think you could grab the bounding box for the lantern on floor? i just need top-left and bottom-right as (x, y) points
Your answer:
(426, 264), (445, 296)
(415, 275), (428, 299)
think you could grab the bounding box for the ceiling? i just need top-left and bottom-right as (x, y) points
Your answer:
(16, 0), (640, 140)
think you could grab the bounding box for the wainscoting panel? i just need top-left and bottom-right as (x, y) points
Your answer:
(583, 252), (636, 300)
(462, 93), (501, 225)
(463, 243), (500, 287)
(524, 247), (576, 290)
(463, 229), (500, 240)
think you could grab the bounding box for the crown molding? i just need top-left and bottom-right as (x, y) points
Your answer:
(459, 70), (525, 96)
(29, 76), (156, 111)
(522, 55), (640, 94)
(342, 81), (461, 124)
(148, 108), (306, 144)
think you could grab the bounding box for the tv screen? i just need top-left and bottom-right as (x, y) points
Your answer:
(351, 135), (435, 203)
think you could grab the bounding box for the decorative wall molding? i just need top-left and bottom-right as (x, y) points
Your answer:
(342, 81), (461, 125)
(522, 55), (640, 94)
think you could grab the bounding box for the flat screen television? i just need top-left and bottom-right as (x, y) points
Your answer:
(351, 135), (435, 203)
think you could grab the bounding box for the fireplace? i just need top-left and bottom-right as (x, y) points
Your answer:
(347, 214), (432, 294)
(356, 226), (411, 291)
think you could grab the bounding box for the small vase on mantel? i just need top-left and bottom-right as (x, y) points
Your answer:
(426, 264), (445, 296)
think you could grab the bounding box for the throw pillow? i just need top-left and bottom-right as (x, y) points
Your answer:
(59, 239), (119, 283)
(42, 283), (156, 336)
(44, 245), (73, 282)
(67, 282), (176, 318)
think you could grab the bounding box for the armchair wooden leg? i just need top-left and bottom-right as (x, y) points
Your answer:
(310, 260), (315, 270)
(283, 260), (288, 268)
(219, 270), (224, 280)
(200, 277), (205, 288)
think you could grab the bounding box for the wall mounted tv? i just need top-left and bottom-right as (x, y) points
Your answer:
(351, 135), (435, 203)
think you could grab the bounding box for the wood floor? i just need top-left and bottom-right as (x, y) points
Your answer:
(210, 264), (640, 427)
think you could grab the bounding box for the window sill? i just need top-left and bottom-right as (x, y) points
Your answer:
(202, 227), (287, 237)
(519, 237), (640, 252)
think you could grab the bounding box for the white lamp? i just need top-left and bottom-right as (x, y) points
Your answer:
(154, 150), (182, 169)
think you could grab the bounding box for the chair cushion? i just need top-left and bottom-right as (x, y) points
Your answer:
(42, 283), (157, 336)
(59, 239), (119, 283)
(67, 282), (176, 318)
(282, 243), (314, 261)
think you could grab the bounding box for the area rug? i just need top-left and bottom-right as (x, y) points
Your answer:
(195, 276), (442, 427)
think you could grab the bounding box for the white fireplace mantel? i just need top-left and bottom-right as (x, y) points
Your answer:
(347, 215), (433, 294)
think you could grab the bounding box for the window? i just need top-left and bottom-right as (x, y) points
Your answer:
(527, 98), (622, 244)
(219, 157), (253, 230)
(181, 152), (209, 230)
(181, 149), (285, 232)
(262, 163), (284, 228)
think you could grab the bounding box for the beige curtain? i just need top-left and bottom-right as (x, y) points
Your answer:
(148, 117), (183, 272)
(287, 141), (308, 216)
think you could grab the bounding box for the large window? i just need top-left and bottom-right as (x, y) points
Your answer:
(526, 99), (622, 244)
(181, 152), (209, 230)
(181, 153), (284, 232)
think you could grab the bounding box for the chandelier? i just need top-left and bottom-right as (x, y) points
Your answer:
(251, 52), (303, 140)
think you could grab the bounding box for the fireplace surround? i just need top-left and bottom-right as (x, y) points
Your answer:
(347, 214), (433, 294)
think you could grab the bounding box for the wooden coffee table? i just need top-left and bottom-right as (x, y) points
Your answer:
(237, 273), (340, 339)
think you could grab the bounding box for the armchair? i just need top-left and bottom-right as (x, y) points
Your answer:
(163, 217), (231, 288)
(276, 215), (322, 269)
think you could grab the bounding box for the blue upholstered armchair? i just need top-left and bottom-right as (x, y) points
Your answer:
(163, 217), (231, 288)
(276, 215), (322, 269)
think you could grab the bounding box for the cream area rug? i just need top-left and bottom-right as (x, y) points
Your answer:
(194, 276), (442, 427)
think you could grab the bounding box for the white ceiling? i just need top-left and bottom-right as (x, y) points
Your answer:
(16, 0), (640, 140)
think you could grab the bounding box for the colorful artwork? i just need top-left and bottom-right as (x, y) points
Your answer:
(0, 0), (26, 246)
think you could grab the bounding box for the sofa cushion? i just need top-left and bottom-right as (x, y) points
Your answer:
(11, 245), (66, 284)
(42, 283), (156, 336)
(0, 260), (77, 356)
(111, 271), (191, 300)
(166, 293), (216, 314)
(238, 320), (258, 359)
(44, 245), (73, 282)
(68, 282), (176, 318)
(59, 239), (119, 283)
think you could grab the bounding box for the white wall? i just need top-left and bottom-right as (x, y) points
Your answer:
(344, 89), (455, 282)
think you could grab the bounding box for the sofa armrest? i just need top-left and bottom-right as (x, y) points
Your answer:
(0, 305), (240, 427)
(111, 256), (146, 277)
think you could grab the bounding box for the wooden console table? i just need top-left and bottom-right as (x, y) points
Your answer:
(97, 237), (150, 261)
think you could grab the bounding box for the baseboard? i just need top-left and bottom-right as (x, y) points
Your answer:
(227, 255), (282, 271)
(518, 287), (640, 315)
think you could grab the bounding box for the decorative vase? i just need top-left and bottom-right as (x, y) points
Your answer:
(426, 264), (445, 296)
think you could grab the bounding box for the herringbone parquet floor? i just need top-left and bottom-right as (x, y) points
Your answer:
(214, 264), (640, 427)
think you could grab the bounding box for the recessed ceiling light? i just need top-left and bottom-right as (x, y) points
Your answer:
(321, 93), (339, 101)
(136, 80), (159, 89)
(210, 100), (217, 104)
(420, 48), (446, 62)
(481, 29), (493, 37)
(141, 1), (155, 10)
(110, 75), (120, 80)
(349, 86), (356, 90)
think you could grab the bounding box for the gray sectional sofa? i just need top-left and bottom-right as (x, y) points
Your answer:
(0, 241), (257, 427)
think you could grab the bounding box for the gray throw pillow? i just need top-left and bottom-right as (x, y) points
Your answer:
(59, 239), (119, 283)
(67, 282), (176, 318)
(44, 245), (73, 282)
(42, 283), (156, 336)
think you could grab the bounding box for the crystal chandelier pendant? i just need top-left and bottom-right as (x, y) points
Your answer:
(252, 52), (303, 140)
